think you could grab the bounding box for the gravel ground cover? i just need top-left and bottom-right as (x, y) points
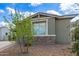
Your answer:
(0, 43), (75, 56)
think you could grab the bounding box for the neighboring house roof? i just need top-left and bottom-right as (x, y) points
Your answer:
(0, 26), (9, 29)
(29, 12), (75, 19)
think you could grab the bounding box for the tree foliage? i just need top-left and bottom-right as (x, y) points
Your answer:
(72, 24), (79, 55)
(4, 11), (33, 54)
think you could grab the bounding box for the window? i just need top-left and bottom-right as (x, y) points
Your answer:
(33, 22), (46, 35)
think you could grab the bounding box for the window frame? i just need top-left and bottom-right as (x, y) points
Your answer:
(33, 21), (47, 36)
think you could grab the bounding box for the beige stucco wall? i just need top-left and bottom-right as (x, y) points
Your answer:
(55, 18), (71, 44)
(31, 15), (71, 44)
(48, 17), (55, 35)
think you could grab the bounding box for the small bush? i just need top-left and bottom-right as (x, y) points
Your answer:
(72, 25), (79, 56)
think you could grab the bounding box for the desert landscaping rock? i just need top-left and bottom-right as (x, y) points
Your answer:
(0, 43), (75, 56)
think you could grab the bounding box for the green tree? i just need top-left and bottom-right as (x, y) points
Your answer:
(4, 11), (33, 54)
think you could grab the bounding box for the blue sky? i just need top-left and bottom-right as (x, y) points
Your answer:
(0, 3), (79, 26)
(0, 3), (61, 13)
(0, 3), (63, 22)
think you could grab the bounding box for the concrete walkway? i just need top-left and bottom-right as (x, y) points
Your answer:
(0, 41), (15, 51)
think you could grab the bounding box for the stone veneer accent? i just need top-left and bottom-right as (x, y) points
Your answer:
(33, 36), (55, 45)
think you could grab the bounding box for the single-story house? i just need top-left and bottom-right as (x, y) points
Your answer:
(30, 12), (75, 44)
(0, 12), (77, 45)
(0, 26), (9, 41)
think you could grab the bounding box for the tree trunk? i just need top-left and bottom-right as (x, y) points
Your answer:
(26, 38), (29, 53)
(18, 38), (23, 54)
(77, 52), (79, 56)
(26, 44), (29, 53)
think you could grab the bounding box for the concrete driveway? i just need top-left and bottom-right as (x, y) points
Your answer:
(0, 41), (15, 51)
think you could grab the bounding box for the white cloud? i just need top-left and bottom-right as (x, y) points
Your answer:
(46, 10), (61, 15)
(30, 3), (42, 6)
(24, 11), (35, 17)
(6, 7), (35, 17)
(0, 9), (4, 14)
(0, 21), (9, 27)
(60, 3), (79, 14)
(19, 11), (35, 18)
(6, 7), (15, 14)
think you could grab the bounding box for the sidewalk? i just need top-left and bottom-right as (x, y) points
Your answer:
(0, 41), (15, 51)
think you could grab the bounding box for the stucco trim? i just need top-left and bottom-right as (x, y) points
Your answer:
(33, 35), (56, 37)
(46, 19), (48, 35)
(32, 19), (46, 22)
